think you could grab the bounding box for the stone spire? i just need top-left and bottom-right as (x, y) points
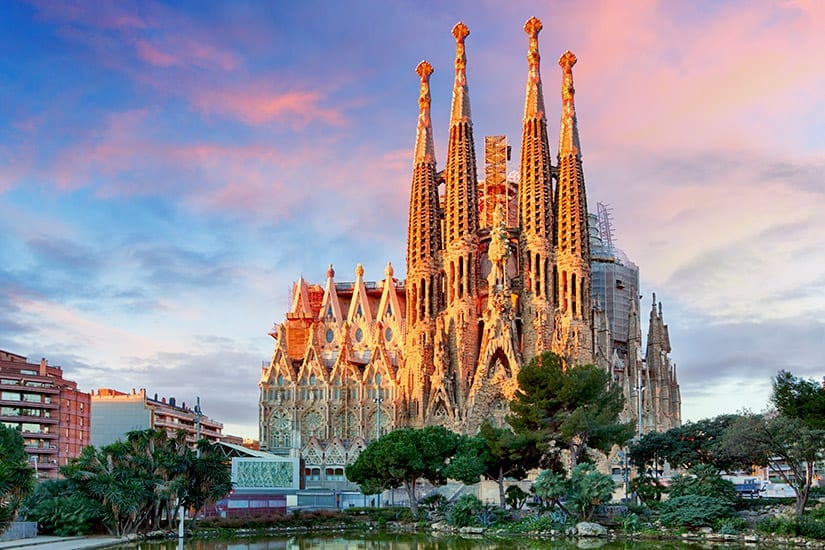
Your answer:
(450, 22), (472, 124)
(407, 60), (442, 299)
(444, 22), (479, 251)
(413, 61), (436, 165)
(558, 51), (582, 158)
(522, 16), (546, 120)
(442, 21), (480, 418)
(405, 61), (443, 426)
(552, 50), (592, 365)
(518, 17), (555, 362)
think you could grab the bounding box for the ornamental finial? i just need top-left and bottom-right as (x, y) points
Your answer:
(559, 50), (577, 95)
(524, 17), (542, 66)
(385, 261), (394, 278)
(522, 16), (545, 119)
(355, 263), (364, 278)
(450, 22), (472, 124)
(414, 60), (436, 164)
(326, 264), (335, 279)
(558, 50), (581, 157)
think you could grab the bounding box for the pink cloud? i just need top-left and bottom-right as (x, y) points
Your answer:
(192, 87), (346, 127)
(135, 37), (238, 71)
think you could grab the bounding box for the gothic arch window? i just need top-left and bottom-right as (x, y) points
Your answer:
(270, 409), (292, 448)
(301, 410), (324, 442)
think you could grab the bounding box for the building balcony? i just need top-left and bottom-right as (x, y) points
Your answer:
(26, 445), (58, 454)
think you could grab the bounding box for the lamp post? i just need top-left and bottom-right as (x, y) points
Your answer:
(373, 374), (384, 441)
(194, 396), (202, 458)
(635, 375), (645, 440)
(373, 374), (385, 508)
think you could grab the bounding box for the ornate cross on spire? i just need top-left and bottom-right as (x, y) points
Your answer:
(414, 60), (435, 164)
(450, 22), (472, 124)
(524, 16), (542, 84)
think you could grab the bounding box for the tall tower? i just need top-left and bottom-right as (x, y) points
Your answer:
(552, 51), (593, 365)
(404, 60), (443, 424)
(517, 16), (555, 363)
(442, 22), (480, 416)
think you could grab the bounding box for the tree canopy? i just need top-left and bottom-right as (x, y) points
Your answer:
(345, 425), (462, 514)
(60, 429), (231, 536)
(772, 370), (825, 429)
(629, 414), (752, 473)
(444, 421), (533, 508)
(508, 351), (633, 467)
(0, 424), (35, 534)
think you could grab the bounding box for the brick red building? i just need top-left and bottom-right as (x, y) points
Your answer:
(0, 350), (91, 478)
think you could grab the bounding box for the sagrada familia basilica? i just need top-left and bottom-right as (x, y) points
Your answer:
(258, 18), (681, 469)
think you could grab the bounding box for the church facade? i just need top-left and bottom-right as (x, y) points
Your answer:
(258, 18), (681, 469)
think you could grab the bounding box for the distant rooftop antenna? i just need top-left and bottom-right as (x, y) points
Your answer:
(597, 202), (615, 249)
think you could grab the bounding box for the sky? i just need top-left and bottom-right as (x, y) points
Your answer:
(1, 1), (824, 440)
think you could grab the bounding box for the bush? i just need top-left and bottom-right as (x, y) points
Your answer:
(505, 485), (529, 510)
(448, 494), (483, 527)
(756, 515), (798, 536)
(503, 513), (569, 533)
(658, 495), (736, 528)
(618, 511), (642, 533)
(667, 464), (737, 504)
(799, 516), (825, 539)
(419, 493), (447, 513)
(21, 480), (104, 536)
(714, 516), (747, 535)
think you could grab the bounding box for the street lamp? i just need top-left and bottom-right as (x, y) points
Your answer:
(635, 375), (645, 439)
(373, 374), (384, 441)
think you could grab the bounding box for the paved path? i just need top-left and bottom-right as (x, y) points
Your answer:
(0, 536), (124, 550)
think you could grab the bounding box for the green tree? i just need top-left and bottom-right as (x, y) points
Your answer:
(346, 426), (461, 515)
(667, 464), (737, 504)
(665, 415), (751, 471)
(531, 463), (614, 521)
(20, 479), (103, 536)
(772, 370), (825, 429)
(61, 429), (231, 535)
(0, 424), (35, 534)
(628, 430), (671, 475)
(723, 413), (823, 516)
(446, 421), (533, 508)
(508, 352), (633, 467)
(505, 485), (528, 510)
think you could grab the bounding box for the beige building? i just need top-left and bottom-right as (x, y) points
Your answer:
(91, 388), (242, 448)
(258, 18), (681, 477)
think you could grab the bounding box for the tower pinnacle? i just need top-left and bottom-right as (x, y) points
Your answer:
(523, 16), (545, 119)
(558, 51), (581, 158)
(414, 61), (435, 164)
(450, 22), (472, 124)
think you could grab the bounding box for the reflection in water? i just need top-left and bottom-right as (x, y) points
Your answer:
(109, 534), (752, 550)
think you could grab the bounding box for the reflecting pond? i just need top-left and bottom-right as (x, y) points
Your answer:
(108, 533), (759, 550)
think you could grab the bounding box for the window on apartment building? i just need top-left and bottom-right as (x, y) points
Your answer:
(1, 391), (21, 401)
(21, 393), (41, 403)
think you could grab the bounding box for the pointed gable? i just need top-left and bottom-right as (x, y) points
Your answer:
(375, 262), (405, 352)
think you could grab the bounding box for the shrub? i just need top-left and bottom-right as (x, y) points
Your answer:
(21, 479), (104, 536)
(658, 495), (735, 528)
(667, 464), (737, 504)
(618, 511), (642, 533)
(505, 485), (529, 510)
(419, 493), (447, 513)
(503, 513), (569, 533)
(799, 516), (825, 539)
(715, 516), (747, 535)
(448, 494), (483, 527)
(756, 516), (797, 536)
